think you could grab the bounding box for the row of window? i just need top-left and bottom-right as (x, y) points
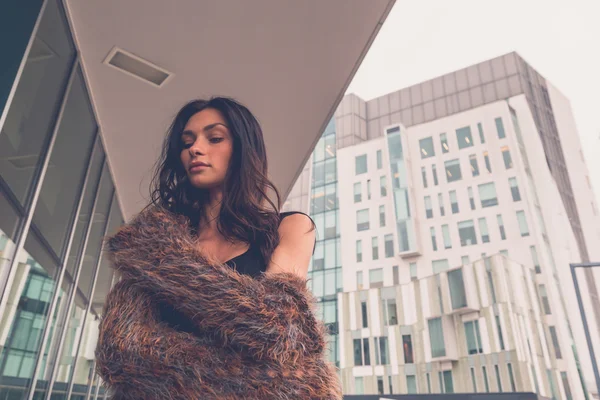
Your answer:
(356, 266), (400, 291)
(355, 362), (521, 395)
(356, 205), (387, 232)
(425, 180), (518, 220)
(419, 117), (506, 160)
(356, 234), (395, 262)
(355, 150), (384, 176)
(354, 175), (387, 203)
(421, 145), (513, 189)
(426, 211), (529, 255)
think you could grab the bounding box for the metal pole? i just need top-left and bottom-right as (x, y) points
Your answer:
(84, 361), (96, 400)
(26, 62), (96, 400)
(0, 0), (49, 134)
(570, 263), (600, 398)
(43, 139), (104, 399)
(66, 192), (115, 399)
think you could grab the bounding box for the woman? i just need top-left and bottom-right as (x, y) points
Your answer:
(95, 97), (342, 399)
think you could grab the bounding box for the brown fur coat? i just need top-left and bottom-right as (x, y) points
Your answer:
(94, 206), (342, 399)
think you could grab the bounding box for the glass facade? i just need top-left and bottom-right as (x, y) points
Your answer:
(307, 118), (342, 366)
(0, 2), (123, 398)
(385, 126), (416, 254)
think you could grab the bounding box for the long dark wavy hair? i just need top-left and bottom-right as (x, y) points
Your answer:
(149, 97), (284, 266)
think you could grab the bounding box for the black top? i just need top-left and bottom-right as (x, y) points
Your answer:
(225, 211), (315, 278)
(159, 211), (315, 333)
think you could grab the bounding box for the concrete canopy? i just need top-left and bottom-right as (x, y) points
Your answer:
(65, 0), (395, 219)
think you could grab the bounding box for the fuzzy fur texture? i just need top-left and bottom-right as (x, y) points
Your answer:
(95, 207), (342, 399)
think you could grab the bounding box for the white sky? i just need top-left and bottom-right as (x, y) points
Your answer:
(347, 0), (600, 201)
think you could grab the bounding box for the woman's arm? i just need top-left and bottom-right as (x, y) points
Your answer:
(109, 213), (325, 363)
(95, 280), (242, 399)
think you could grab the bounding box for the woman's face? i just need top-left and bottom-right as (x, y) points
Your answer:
(180, 108), (234, 190)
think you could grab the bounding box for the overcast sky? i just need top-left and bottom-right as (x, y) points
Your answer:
(347, 0), (600, 201)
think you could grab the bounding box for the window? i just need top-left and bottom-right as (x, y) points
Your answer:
(377, 377), (384, 395)
(380, 175), (387, 197)
(425, 196), (433, 219)
(377, 149), (383, 169)
(388, 376), (393, 395)
(357, 270), (363, 289)
(549, 326), (562, 359)
(478, 122), (485, 144)
(355, 377), (364, 394)
(461, 255), (470, 265)
(439, 370), (454, 393)
(354, 182), (362, 203)
(426, 373), (432, 393)
(393, 265), (399, 285)
(353, 338), (370, 365)
(438, 193), (445, 216)
(370, 268), (383, 288)
(539, 284), (551, 314)
(420, 137), (435, 159)
(509, 177), (521, 201)
(478, 218), (490, 243)
(495, 365), (503, 392)
(385, 234), (394, 257)
(456, 126), (474, 149)
(483, 151), (492, 173)
(501, 146), (513, 169)
(406, 375), (418, 394)
(495, 117), (506, 139)
(445, 159), (462, 182)
(409, 262), (417, 280)
(497, 214), (506, 240)
(450, 190), (459, 213)
(530, 245), (541, 273)
(482, 366), (490, 392)
(449, 269), (467, 309)
(374, 337), (389, 365)
(355, 154), (367, 175)
(428, 318), (446, 358)
(516, 210), (529, 236)
(440, 133), (449, 153)
(465, 320), (484, 354)
(421, 167), (428, 188)
(382, 291), (398, 325)
(357, 209), (370, 231)
(468, 187), (476, 210)
(430, 227), (438, 251)
(372, 237), (379, 260)
(458, 220), (477, 246)
(432, 259), (450, 274)
(379, 205), (386, 227)
(361, 301), (369, 328)
(356, 240), (362, 262)
(471, 368), (478, 392)
(561, 371), (573, 400)
(403, 335), (414, 363)
(496, 315), (505, 350)
(442, 224), (452, 249)
(432, 164), (439, 185)
(478, 182), (498, 207)
(547, 369), (558, 400)
(467, 154), (480, 178)
(367, 179), (371, 200)
(507, 364), (517, 391)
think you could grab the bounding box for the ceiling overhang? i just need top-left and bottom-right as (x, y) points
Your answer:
(65, 0), (395, 219)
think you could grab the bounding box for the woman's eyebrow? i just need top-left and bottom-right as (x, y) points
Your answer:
(202, 122), (228, 132)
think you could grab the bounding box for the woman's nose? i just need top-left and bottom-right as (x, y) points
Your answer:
(189, 140), (205, 155)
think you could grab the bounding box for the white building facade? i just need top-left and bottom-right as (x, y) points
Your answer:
(284, 52), (600, 398)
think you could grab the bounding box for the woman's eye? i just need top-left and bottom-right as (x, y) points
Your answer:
(182, 143), (192, 149)
(210, 137), (224, 143)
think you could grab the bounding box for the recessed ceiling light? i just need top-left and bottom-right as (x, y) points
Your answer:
(103, 47), (172, 87)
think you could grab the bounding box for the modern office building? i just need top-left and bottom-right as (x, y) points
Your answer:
(284, 52), (600, 399)
(0, 1), (394, 398)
